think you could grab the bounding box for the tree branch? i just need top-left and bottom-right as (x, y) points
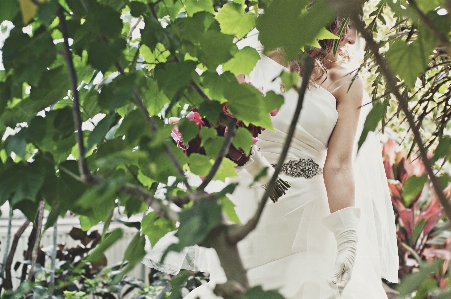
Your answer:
(349, 14), (451, 220)
(198, 117), (237, 191)
(2, 220), (30, 291)
(227, 57), (314, 244)
(57, 6), (91, 182)
(27, 200), (45, 281)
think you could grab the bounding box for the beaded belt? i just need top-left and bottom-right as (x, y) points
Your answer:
(271, 158), (323, 179)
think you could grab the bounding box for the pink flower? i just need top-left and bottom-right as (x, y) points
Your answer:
(171, 126), (188, 151)
(169, 117), (181, 124)
(270, 109), (279, 116)
(187, 110), (204, 126)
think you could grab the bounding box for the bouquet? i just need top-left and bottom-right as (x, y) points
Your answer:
(170, 85), (289, 202)
(171, 103), (263, 166)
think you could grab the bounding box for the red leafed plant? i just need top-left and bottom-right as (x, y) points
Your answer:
(383, 138), (451, 287)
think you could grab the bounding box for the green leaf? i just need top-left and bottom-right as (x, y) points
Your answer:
(199, 127), (218, 144)
(223, 46), (260, 76)
(157, 0), (184, 19)
(123, 196), (148, 217)
(357, 99), (388, 150)
(199, 30), (234, 69)
(154, 61), (197, 98)
(178, 118), (199, 143)
(142, 79), (170, 116)
(213, 158), (238, 181)
(4, 129), (28, 159)
(37, 0), (58, 27)
(432, 135), (451, 162)
(244, 286), (285, 299)
(188, 153), (212, 177)
(87, 114), (120, 151)
(84, 228), (124, 263)
(119, 232), (147, 277)
(225, 83), (274, 129)
(397, 259), (442, 295)
(141, 16), (180, 53)
(74, 179), (123, 221)
(219, 196), (241, 224)
(386, 40), (427, 88)
(0, 82), (10, 116)
(85, 2), (123, 39)
(412, 278), (437, 299)
(280, 70), (301, 91)
(198, 100), (222, 123)
(216, 3), (257, 39)
(412, 218), (426, 243)
(87, 38), (126, 73)
(2, 27), (57, 85)
(201, 71), (237, 102)
(402, 174), (428, 206)
(175, 198), (222, 248)
(204, 136), (224, 158)
(0, 0), (20, 23)
(185, 0), (214, 16)
(232, 127), (253, 155)
(0, 162), (44, 206)
(416, 0), (444, 12)
(80, 215), (101, 231)
(129, 1), (148, 17)
(256, 0), (333, 60)
(142, 212), (177, 246)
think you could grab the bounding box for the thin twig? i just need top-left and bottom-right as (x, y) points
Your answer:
(198, 117), (237, 191)
(0, 206), (13, 278)
(2, 220), (30, 291)
(191, 81), (212, 102)
(350, 14), (451, 220)
(48, 221), (58, 298)
(28, 201), (45, 281)
(57, 6), (91, 181)
(228, 57), (314, 244)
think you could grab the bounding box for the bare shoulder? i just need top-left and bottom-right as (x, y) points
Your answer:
(327, 65), (363, 106)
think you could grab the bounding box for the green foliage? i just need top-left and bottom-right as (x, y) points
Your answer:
(357, 99), (388, 150)
(2, 0), (451, 297)
(142, 212), (177, 246)
(402, 174), (428, 206)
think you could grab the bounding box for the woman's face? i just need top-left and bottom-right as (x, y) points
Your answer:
(327, 21), (357, 61)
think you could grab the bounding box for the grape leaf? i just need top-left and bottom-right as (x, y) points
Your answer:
(216, 2), (257, 39)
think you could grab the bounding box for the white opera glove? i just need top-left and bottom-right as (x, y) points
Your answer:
(322, 207), (360, 297)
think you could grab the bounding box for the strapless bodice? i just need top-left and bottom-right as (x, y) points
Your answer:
(248, 55), (338, 167)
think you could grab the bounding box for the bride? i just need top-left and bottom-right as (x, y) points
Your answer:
(145, 17), (398, 299)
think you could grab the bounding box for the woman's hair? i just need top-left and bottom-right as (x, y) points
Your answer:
(267, 17), (350, 84)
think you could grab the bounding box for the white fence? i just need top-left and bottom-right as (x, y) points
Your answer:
(0, 205), (151, 290)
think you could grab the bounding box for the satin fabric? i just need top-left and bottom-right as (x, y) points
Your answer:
(183, 55), (398, 299)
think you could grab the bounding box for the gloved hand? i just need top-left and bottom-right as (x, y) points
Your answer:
(237, 145), (275, 185)
(322, 207), (360, 296)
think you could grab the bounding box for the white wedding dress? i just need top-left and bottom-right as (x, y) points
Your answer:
(144, 46), (399, 298)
